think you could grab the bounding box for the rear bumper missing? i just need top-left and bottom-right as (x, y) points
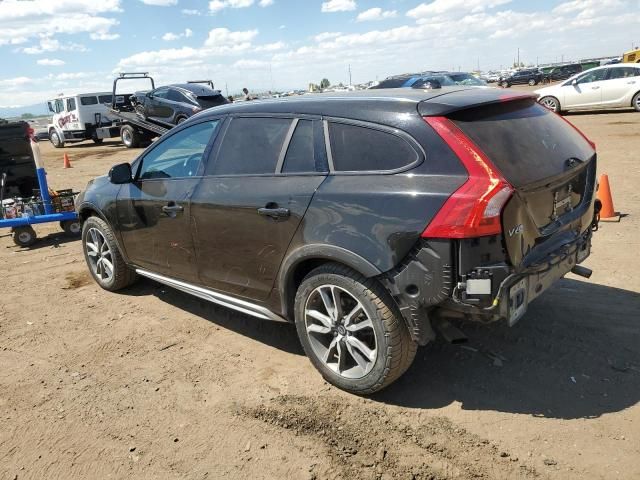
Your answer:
(383, 229), (592, 344)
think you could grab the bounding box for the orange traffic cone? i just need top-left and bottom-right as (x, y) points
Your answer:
(63, 153), (71, 169)
(596, 173), (620, 222)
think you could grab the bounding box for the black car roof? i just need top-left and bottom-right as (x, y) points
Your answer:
(194, 87), (535, 125)
(171, 83), (223, 96)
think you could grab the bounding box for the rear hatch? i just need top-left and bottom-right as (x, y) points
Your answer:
(194, 94), (228, 110)
(424, 94), (596, 269)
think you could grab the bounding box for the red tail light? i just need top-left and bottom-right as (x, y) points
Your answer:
(422, 116), (513, 238)
(555, 113), (596, 150)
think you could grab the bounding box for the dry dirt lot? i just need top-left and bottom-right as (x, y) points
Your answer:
(1, 98), (639, 479)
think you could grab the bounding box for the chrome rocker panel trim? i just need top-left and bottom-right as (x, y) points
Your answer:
(135, 269), (287, 323)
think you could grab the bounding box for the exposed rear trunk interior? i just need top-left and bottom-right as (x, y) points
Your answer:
(448, 99), (597, 269)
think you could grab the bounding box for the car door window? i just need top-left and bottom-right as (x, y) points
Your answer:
(607, 67), (639, 79)
(209, 117), (291, 175)
(576, 70), (607, 84)
(138, 121), (219, 180)
(281, 120), (315, 173)
(153, 88), (169, 99)
(167, 89), (187, 102)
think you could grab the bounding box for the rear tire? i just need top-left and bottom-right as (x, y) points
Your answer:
(632, 92), (640, 112)
(82, 216), (137, 291)
(60, 220), (81, 237)
(120, 125), (140, 148)
(176, 116), (188, 125)
(12, 226), (37, 247)
(294, 263), (417, 395)
(501, 81), (510, 88)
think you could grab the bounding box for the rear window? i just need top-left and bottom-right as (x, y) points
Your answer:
(450, 99), (594, 187)
(328, 122), (419, 172)
(371, 77), (410, 89)
(80, 96), (98, 106)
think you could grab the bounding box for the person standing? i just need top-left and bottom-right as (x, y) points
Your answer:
(242, 87), (253, 101)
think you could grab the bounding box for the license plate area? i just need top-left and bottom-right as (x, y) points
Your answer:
(508, 278), (528, 326)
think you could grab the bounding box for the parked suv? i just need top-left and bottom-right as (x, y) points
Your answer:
(77, 89), (598, 394)
(542, 64), (583, 84)
(500, 69), (543, 87)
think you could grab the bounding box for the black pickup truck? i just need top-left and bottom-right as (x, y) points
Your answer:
(0, 120), (38, 199)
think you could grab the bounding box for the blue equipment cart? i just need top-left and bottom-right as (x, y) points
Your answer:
(0, 139), (80, 247)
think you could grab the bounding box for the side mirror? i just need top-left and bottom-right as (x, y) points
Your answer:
(109, 162), (133, 184)
(571, 79), (578, 86)
(147, 92), (154, 98)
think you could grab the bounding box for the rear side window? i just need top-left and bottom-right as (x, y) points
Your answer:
(328, 122), (418, 172)
(607, 67), (639, 79)
(210, 117), (291, 175)
(168, 89), (188, 102)
(282, 120), (314, 173)
(80, 96), (98, 106)
(450, 99), (594, 188)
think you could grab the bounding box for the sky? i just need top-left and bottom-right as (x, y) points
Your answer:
(0, 0), (638, 108)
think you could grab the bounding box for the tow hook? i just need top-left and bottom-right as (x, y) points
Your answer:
(571, 265), (593, 279)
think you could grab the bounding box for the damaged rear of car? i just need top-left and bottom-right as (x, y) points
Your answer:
(386, 91), (598, 345)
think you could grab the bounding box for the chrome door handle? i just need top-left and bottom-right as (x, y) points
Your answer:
(162, 203), (184, 217)
(591, 86), (600, 89)
(627, 81), (636, 84)
(258, 206), (290, 220)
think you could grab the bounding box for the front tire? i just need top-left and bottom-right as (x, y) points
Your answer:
(501, 81), (510, 88)
(49, 130), (63, 148)
(539, 96), (561, 113)
(632, 92), (640, 112)
(12, 226), (37, 247)
(294, 263), (417, 395)
(528, 78), (536, 86)
(82, 216), (137, 291)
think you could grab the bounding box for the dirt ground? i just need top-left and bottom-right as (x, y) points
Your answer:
(1, 93), (639, 480)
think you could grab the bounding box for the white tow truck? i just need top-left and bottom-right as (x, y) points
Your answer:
(46, 92), (119, 148)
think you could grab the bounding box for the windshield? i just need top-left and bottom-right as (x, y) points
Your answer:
(413, 74), (485, 87)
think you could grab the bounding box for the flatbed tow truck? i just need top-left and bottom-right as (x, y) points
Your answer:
(95, 72), (170, 148)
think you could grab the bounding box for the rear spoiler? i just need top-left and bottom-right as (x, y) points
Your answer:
(419, 90), (538, 116)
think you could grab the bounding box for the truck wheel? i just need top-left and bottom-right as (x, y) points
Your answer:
(120, 125), (140, 148)
(60, 220), (81, 237)
(82, 216), (137, 291)
(49, 130), (63, 148)
(294, 263), (417, 395)
(13, 226), (37, 247)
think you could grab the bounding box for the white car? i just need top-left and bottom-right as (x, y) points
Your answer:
(535, 64), (640, 113)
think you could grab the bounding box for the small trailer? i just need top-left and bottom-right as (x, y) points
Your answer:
(94, 72), (170, 148)
(1, 121), (80, 247)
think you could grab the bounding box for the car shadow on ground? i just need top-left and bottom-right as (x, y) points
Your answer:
(565, 109), (635, 116)
(123, 277), (639, 420)
(125, 278), (304, 356)
(375, 278), (640, 420)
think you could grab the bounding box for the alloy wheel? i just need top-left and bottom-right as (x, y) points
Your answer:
(540, 97), (558, 111)
(304, 284), (378, 379)
(85, 227), (114, 282)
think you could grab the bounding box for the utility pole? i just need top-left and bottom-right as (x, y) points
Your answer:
(348, 64), (352, 86)
(477, 57), (480, 71)
(517, 47), (520, 66)
(225, 82), (228, 97)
